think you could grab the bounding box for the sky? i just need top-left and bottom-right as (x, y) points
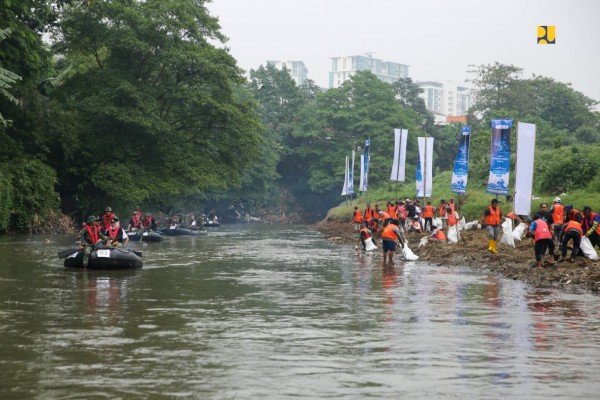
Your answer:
(207, 0), (600, 101)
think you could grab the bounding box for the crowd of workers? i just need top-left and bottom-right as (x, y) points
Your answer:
(352, 196), (600, 267)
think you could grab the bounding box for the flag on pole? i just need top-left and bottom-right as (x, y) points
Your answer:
(348, 150), (355, 195)
(416, 137), (434, 197)
(359, 139), (370, 191)
(514, 122), (536, 215)
(390, 129), (408, 181)
(486, 119), (512, 195)
(341, 155), (349, 196)
(451, 126), (471, 194)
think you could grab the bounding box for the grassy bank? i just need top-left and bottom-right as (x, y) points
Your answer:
(327, 171), (600, 223)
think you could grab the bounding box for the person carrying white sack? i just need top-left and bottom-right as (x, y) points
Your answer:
(358, 222), (377, 251)
(381, 219), (405, 264)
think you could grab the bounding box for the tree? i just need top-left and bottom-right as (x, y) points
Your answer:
(0, 28), (21, 127)
(53, 0), (263, 212)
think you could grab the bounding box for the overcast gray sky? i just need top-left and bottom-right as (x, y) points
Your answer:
(208, 0), (599, 101)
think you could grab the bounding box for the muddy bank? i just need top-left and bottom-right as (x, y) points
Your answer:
(315, 221), (600, 293)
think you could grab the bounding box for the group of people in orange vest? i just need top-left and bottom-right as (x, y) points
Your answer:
(352, 196), (600, 267)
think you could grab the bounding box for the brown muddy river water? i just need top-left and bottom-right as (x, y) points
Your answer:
(1, 224), (599, 398)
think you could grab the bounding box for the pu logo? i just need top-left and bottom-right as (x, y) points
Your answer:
(537, 26), (555, 44)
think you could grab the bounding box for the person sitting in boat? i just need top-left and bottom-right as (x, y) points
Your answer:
(77, 216), (105, 269)
(105, 216), (129, 247)
(102, 206), (115, 230)
(127, 211), (142, 231)
(142, 213), (156, 231)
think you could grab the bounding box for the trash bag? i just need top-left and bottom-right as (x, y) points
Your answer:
(447, 226), (459, 243)
(402, 243), (419, 260)
(499, 218), (515, 248)
(418, 236), (429, 249)
(512, 222), (527, 242)
(579, 237), (599, 260)
(464, 221), (480, 230)
(432, 217), (443, 228)
(458, 216), (466, 231)
(364, 237), (377, 251)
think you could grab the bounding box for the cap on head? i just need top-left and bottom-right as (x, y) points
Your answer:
(87, 216), (96, 224)
(111, 216), (119, 223)
(104, 206), (112, 212)
(554, 197), (561, 203)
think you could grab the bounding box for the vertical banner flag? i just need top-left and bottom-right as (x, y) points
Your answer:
(416, 137), (434, 197)
(486, 119), (512, 195)
(348, 150), (355, 195)
(451, 126), (471, 194)
(341, 155), (349, 196)
(360, 139), (370, 191)
(390, 129), (408, 181)
(514, 122), (536, 215)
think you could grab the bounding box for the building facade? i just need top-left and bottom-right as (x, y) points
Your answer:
(266, 60), (309, 86)
(329, 55), (409, 88)
(417, 81), (472, 121)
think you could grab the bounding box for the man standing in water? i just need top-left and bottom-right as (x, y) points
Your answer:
(381, 219), (405, 264)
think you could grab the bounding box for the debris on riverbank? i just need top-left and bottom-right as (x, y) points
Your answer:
(315, 221), (600, 293)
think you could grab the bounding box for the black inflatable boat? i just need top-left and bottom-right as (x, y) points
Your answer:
(127, 230), (163, 242)
(161, 227), (207, 236)
(63, 247), (143, 269)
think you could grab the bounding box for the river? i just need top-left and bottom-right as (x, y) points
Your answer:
(1, 224), (599, 399)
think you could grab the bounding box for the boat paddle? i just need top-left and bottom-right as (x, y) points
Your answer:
(57, 247), (80, 258)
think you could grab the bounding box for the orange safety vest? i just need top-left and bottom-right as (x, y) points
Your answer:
(372, 210), (381, 219)
(434, 229), (446, 241)
(387, 205), (397, 219)
(353, 210), (363, 223)
(565, 220), (583, 236)
(422, 205), (434, 218)
(379, 211), (391, 220)
(485, 206), (501, 226)
(552, 204), (564, 224)
(447, 212), (458, 227)
(360, 227), (371, 239)
(381, 224), (399, 241)
(364, 208), (373, 220)
(438, 204), (447, 217)
(534, 219), (552, 242)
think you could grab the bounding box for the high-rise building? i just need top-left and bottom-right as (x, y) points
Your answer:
(266, 60), (309, 86)
(417, 81), (472, 120)
(329, 54), (409, 88)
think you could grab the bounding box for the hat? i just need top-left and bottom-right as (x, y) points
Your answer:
(111, 216), (119, 223)
(86, 216), (96, 223)
(553, 197), (561, 203)
(491, 199), (499, 204)
(104, 206), (112, 212)
(95, 216), (102, 221)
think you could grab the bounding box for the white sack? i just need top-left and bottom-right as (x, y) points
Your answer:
(464, 221), (480, 230)
(512, 222), (527, 242)
(579, 237), (599, 260)
(499, 218), (515, 248)
(447, 226), (459, 243)
(418, 236), (429, 249)
(402, 243), (419, 261)
(364, 237), (377, 251)
(432, 217), (442, 228)
(458, 216), (466, 231)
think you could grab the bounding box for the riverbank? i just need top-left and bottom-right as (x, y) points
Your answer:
(315, 221), (600, 293)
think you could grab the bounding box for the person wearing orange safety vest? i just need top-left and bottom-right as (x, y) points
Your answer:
(438, 199), (448, 230)
(480, 198), (502, 254)
(363, 204), (374, 222)
(429, 224), (446, 242)
(422, 201), (435, 232)
(380, 219), (405, 263)
(527, 214), (556, 268)
(352, 206), (363, 232)
(446, 206), (460, 241)
(386, 202), (397, 220)
(560, 213), (584, 262)
(549, 197), (565, 244)
(581, 206), (600, 249)
(358, 222), (377, 251)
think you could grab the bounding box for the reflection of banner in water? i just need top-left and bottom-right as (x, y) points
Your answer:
(348, 150), (355, 195)
(514, 122), (536, 215)
(416, 137), (434, 197)
(486, 119), (512, 195)
(341, 155), (349, 196)
(359, 139), (370, 191)
(451, 126), (471, 194)
(390, 129), (408, 181)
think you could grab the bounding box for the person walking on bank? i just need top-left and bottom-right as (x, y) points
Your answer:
(549, 197), (565, 244)
(560, 213), (584, 262)
(480, 199), (502, 254)
(381, 219), (405, 264)
(352, 206), (363, 232)
(422, 202), (434, 232)
(527, 214), (556, 268)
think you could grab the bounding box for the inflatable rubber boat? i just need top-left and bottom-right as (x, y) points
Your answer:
(161, 226), (207, 236)
(63, 247), (143, 269)
(127, 230), (163, 242)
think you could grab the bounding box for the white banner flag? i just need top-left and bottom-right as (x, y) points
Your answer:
(390, 128), (408, 181)
(514, 122), (536, 215)
(359, 155), (365, 191)
(341, 155), (349, 196)
(416, 137), (434, 197)
(348, 150), (355, 195)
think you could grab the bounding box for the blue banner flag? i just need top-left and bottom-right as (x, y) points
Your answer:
(360, 139), (370, 191)
(451, 126), (471, 194)
(486, 119), (512, 195)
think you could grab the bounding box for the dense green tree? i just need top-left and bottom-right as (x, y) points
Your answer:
(53, 0), (263, 213)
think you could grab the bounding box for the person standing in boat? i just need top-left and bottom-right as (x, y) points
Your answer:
(127, 211), (142, 231)
(77, 216), (105, 269)
(105, 216), (129, 247)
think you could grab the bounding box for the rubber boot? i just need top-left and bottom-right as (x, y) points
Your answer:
(488, 240), (493, 252)
(490, 240), (498, 254)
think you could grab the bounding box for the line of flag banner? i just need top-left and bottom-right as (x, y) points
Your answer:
(341, 120), (536, 215)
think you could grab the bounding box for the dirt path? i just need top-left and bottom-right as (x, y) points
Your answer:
(315, 221), (600, 293)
